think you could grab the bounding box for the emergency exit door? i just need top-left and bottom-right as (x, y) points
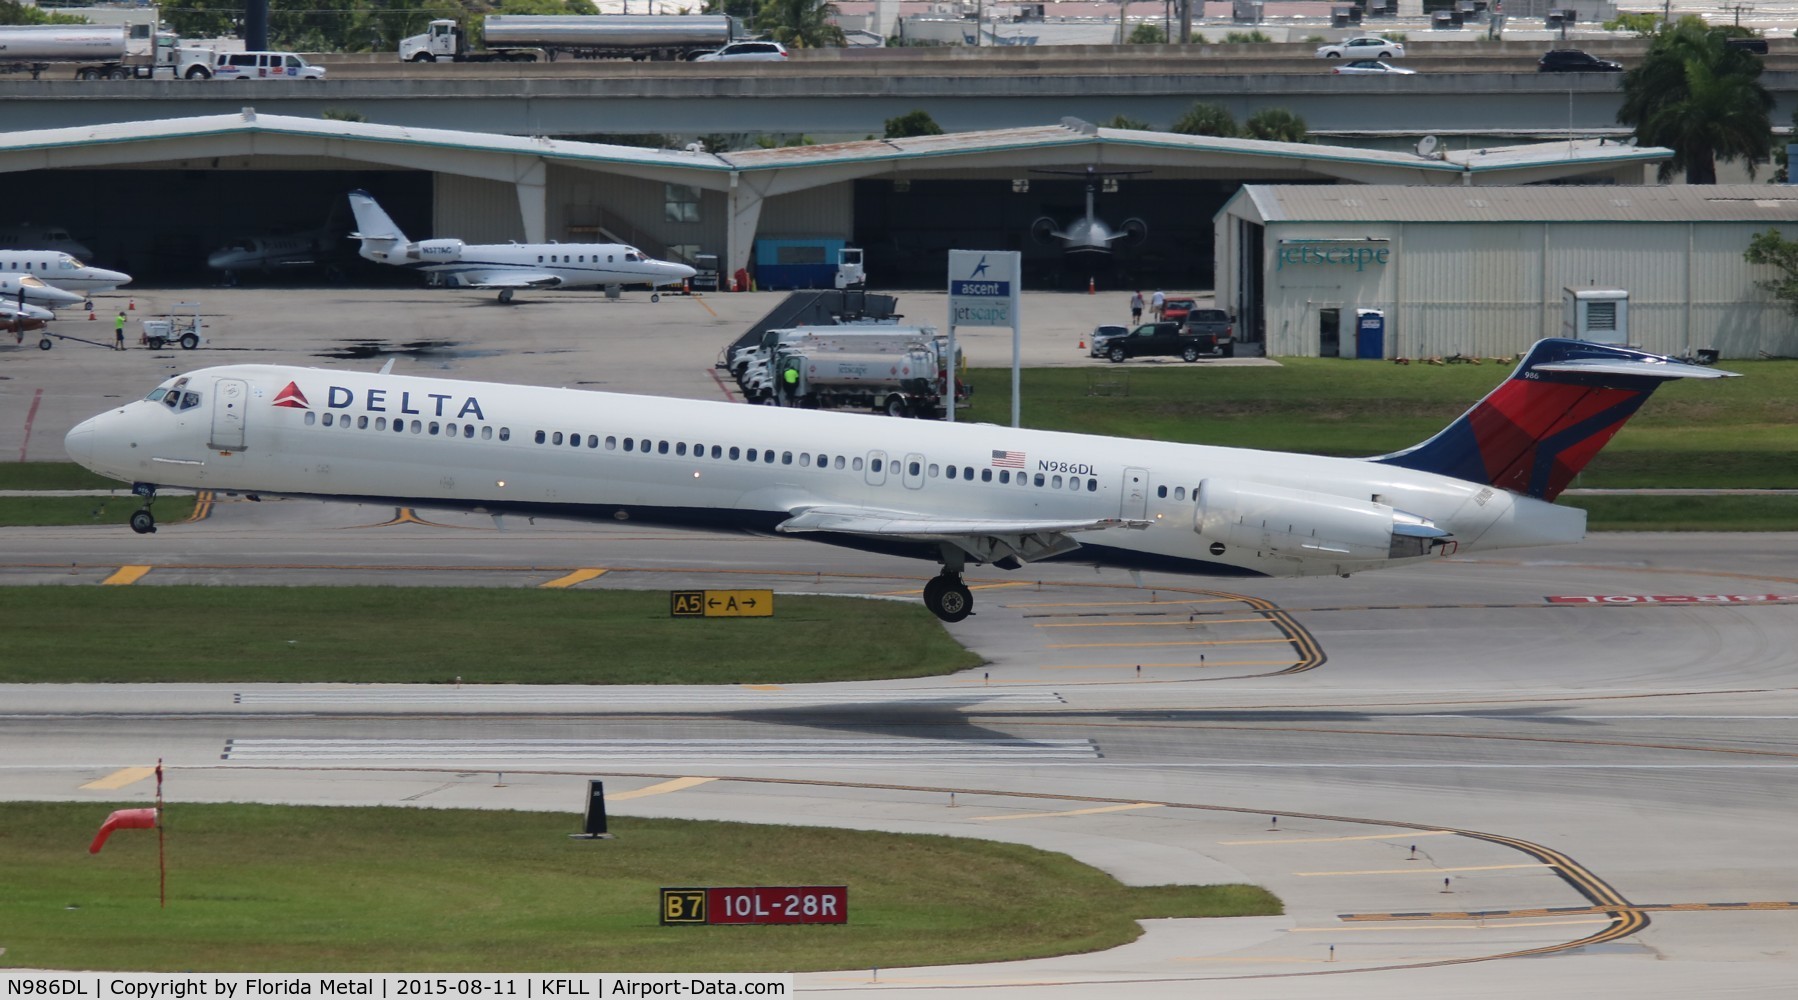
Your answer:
(210, 378), (246, 451)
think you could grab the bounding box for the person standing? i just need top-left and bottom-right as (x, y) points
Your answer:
(1150, 290), (1166, 322)
(1129, 290), (1144, 324)
(114, 310), (127, 351)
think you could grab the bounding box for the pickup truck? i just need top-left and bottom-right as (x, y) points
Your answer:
(1181, 308), (1235, 357)
(1097, 321), (1213, 363)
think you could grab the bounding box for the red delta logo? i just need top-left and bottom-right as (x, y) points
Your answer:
(272, 382), (310, 409)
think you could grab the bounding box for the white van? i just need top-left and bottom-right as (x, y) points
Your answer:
(210, 51), (325, 80)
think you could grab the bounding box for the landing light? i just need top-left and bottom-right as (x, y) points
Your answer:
(496, 480), (506, 487)
(693, 471), (701, 478)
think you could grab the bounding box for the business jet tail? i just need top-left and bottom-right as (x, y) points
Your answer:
(347, 190), (408, 264)
(1372, 338), (1737, 502)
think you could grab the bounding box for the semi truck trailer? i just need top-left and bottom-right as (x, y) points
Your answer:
(400, 15), (739, 63)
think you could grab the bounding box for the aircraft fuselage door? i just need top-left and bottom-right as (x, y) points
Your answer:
(865, 449), (888, 486)
(209, 378), (247, 451)
(902, 453), (926, 490)
(1121, 467), (1148, 519)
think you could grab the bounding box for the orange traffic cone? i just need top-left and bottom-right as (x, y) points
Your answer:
(1078, 338), (1086, 350)
(127, 298), (136, 311)
(1087, 277), (1095, 295)
(89, 310), (96, 321)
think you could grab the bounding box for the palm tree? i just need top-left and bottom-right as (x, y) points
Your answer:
(1617, 17), (1772, 184)
(1170, 102), (1237, 138)
(1244, 108), (1308, 143)
(755, 0), (845, 49)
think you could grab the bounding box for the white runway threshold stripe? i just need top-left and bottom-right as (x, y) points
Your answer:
(219, 737), (1102, 762)
(231, 688), (1066, 706)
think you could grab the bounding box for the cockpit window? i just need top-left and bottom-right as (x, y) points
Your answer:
(625, 252), (642, 262)
(162, 393), (180, 410)
(180, 392), (201, 411)
(146, 388), (167, 402)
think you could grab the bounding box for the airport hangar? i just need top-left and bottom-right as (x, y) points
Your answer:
(0, 111), (1663, 291)
(1216, 184), (1798, 360)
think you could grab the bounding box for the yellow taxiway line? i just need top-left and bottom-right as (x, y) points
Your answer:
(973, 802), (1164, 822)
(608, 776), (717, 801)
(1295, 863), (1552, 877)
(540, 568), (608, 589)
(80, 766), (157, 790)
(101, 565), (152, 586)
(1222, 830), (1457, 846)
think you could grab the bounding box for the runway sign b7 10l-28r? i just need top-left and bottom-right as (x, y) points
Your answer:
(661, 886), (848, 925)
(669, 589), (774, 617)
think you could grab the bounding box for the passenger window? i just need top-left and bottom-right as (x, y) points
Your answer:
(981, 469), (992, 482)
(764, 450), (776, 464)
(1087, 479), (1097, 492)
(377, 417), (388, 430)
(1034, 473), (1045, 487)
(799, 453), (810, 467)
(676, 442), (687, 456)
(304, 411), (316, 425)
(1052, 475), (1063, 488)
(467, 426), (476, 440)
(570, 434), (581, 448)
(552, 432), (564, 445)
(605, 436), (616, 450)
(908, 461), (920, 476)
(711, 445), (722, 458)
(410, 420), (422, 433)
(322, 413), (334, 427)
(1175, 487), (1186, 500)
(657, 440), (669, 454)
(535, 431), (546, 444)
(945, 466), (956, 480)
(928, 464), (938, 477)
(429, 422), (440, 436)
(782, 451), (792, 465)
(499, 428), (510, 441)
(1157, 486), (1166, 498)
(357, 416), (369, 429)
(446, 423), (456, 437)
(834, 456), (845, 470)
(482, 426), (492, 440)
(729, 446), (740, 460)
(999, 470), (1009, 484)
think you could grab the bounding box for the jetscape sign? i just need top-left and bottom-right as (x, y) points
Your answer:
(1276, 239), (1392, 272)
(1547, 594), (1798, 604)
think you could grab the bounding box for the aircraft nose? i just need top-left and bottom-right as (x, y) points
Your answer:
(669, 262), (697, 280)
(98, 268), (133, 288)
(64, 418), (97, 470)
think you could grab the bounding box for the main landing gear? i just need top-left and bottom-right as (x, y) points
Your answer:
(129, 482), (158, 534)
(922, 545), (975, 623)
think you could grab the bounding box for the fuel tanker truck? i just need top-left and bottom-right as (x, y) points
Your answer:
(0, 24), (217, 80)
(400, 15), (741, 63)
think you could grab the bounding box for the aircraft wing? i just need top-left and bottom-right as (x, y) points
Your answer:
(777, 505), (1148, 565)
(457, 271), (564, 290)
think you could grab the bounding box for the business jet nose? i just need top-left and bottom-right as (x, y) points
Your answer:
(667, 261), (698, 281)
(96, 268), (132, 289)
(64, 418), (97, 471)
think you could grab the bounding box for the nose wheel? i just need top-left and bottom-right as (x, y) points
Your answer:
(922, 572), (973, 623)
(129, 509), (157, 535)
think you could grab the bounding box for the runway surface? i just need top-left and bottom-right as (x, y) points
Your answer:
(3, 497), (1796, 996)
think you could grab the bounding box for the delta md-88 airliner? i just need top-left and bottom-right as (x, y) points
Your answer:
(64, 339), (1731, 622)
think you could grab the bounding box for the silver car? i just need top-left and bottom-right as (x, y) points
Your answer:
(693, 41), (789, 62)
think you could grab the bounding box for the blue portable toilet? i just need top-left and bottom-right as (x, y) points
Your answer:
(1354, 308), (1385, 359)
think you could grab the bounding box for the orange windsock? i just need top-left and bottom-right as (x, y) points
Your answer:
(89, 807), (158, 854)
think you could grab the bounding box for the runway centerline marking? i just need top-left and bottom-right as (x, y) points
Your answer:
(1222, 830), (1455, 846)
(1296, 863), (1553, 877)
(80, 766), (157, 790)
(540, 568), (607, 589)
(608, 776), (717, 800)
(973, 803), (1163, 822)
(1045, 638), (1295, 650)
(101, 565), (152, 586)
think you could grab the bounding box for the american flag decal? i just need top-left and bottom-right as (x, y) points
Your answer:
(990, 450), (1025, 468)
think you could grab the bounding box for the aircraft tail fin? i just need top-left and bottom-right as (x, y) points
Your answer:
(1371, 338), (1737, 502)
(347, 190), (408, 261)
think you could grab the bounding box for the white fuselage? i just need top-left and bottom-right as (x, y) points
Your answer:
(0, 250), (131, 294)
(66, 364), (1587, 581)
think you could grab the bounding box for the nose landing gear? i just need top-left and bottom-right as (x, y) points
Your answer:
(129, 482), (158, 534)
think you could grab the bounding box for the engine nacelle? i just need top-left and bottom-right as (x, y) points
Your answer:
(408, 239), (465, 262)
(1195, 479), (1449, 568)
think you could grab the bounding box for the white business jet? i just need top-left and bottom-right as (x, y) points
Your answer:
(348, 190), (696, 303)
(0, 273), (87, 310)
(0, 251), (132, 299)
(64, 339), (1733, 623)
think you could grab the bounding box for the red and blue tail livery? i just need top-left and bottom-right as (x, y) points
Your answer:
(1373, 339), (1736, 501)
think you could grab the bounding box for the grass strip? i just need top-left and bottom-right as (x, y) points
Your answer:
(1, 802), (1280, 972)
(1561, 494), (1798, 532)
(0, 461), (122, 491)
(0, 586), (983, 684)
(0, 496), (198, 528)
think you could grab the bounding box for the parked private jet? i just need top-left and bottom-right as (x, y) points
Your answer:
(1029, 166), (1148, 256)
(0, 223), (93, 259)
(207, 227), (348, 284)
(64, 339), (1732, 623)
(348, 190), (696, 303)
(0, 251), (132, 299)
(0, 273), (86, 310)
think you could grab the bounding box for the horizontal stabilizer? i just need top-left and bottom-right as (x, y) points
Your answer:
(778, 506), (1142, 538)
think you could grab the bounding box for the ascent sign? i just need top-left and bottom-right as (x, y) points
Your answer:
(670, 589), (774, 617)
(948, 250), (1020, 328)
